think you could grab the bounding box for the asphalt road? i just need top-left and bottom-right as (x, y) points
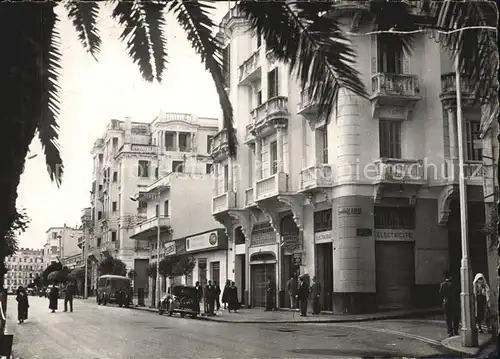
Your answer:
(5, 296), (461, 359)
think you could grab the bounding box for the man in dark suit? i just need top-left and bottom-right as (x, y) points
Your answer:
(297, 276), (310, 317)
(204, 280), (215, 315)
(64, 281), (76, 312)
(439, 271), (460, 337)
(194, 281), (203, 313)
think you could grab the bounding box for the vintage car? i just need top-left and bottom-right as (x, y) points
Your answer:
(96, 275), (131, 307)
(158, 285), (200, 319)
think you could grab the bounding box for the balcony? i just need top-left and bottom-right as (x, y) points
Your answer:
(212, 191), (237, 215)
(220, 6), (245, 29)
(210, 128), (230, 162)
(297, 85), (321, 115)
(238, 49), (261, 85)
(117, 143), (158, 157)
(299, 164), (334, 192)
(373, 158), (425, 184)
(134, 239), (150, 252)
(131, 216), (171, 239)
(249, 97), (290, 136)
(255, 172), (289, 202)
(244, 123), (256, 144)
(440, 73), (475, 108)
(370, 73), (421, 121)
(444, 159), (484, 186)
(244, 188), (256, 207)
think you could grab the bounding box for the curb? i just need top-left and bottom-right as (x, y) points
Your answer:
(128, 306), (441, 324)
(441, 335), (496, 357)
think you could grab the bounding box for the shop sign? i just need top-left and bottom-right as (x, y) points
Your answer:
(186, 231), (218, 252)
(175, 239), (186, 254)
(338, 207), (362, 216)
(356, 228), (373, 237)
(314, 231), (332, 244)
(164, 241), (176, 256)
(293, 253), (302, 266)
(375, 229), (414, 241)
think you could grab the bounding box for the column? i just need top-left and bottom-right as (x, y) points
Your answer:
(255, 138), (262, 180)
(228, 156), (234, 192)
(148, 276), (154, 306)
(276, 125), (284, 173)
(213, 164), (219, 195)
(176, 132), (180, 151)
(448, 108), (458, 159)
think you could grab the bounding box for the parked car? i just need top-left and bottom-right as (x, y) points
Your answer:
(96, 274), (131, 307)
(158, 285), (200, 319)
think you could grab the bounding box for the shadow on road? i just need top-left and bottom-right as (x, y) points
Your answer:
(289, 348), (465, 358)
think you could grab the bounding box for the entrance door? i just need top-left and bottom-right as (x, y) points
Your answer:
(315, 243), (333, 311)
(375, 242), (415, 309)
(211, 262), (220, 285)
(240, 256), (246, 305)
(251, 264), (275, 307)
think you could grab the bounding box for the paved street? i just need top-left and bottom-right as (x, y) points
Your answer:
(6, 296), (466, 358)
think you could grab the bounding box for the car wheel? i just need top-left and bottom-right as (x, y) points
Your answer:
(180, 313), (186, 318)
(168, 311), (173, 317)
(192, 314), (198, 319)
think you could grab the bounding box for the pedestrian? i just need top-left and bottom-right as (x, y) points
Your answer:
(228, 281), (240, 313)
(310, 276), (321, 314)
(439, 271), (460, 337)
(265, 277), (276, 311)
(194, 281), (203, 313)
(214, 281), (221, 311)
(287, 275), (298, 310)
(204, 280), (215, 315)
(49, 284), (59, 313)
(473, 273), (491, 333)
(15, 286), (29, 324)
(297, 275), (310, 317)
(64, 281), (75, 312)
(222, 280), (230, 310)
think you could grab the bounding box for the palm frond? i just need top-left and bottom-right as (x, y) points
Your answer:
(39, 6), (64, 186)
(65, 0), (101, 59)
(238, 1), (366, 122)
(429, 1), (498, 131)
(112, 1), (168, 82)
(168, 0), (235, 155)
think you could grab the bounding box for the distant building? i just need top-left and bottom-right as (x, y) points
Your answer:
(5, 248), (43, 292)
(43, 226), (83, 268)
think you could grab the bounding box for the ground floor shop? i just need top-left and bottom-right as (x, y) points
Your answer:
(225, 188), (489, 314)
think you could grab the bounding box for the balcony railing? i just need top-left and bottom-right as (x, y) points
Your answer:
(250, 96), (289, 126)
(210, 128), (230, 160)
(444, 160), (484, 184)
(117, 143), (158, 155)
(244, 188), (255, 207)
(371, 73), (420, 97)
(441, 73), (474, 94)
(212, 191), (237, 215)
(255, 172), (289, 201)
(134, 216), (171, 237)
(238, 50), (261, 83)
(220, 6), (244, 28)
(299, 164), (334, 191)
(373, 158), (425, 183)
(297, 85), (321, 114)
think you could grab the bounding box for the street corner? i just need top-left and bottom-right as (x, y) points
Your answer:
(441, 333), (496, 357)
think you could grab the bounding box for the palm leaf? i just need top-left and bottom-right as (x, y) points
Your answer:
(65, 0), (101, 59)
(38, 6), (64, 186)
(142, 2), (168, 82)
(237, 1), (367, 123)
(167, 0), (235, 156)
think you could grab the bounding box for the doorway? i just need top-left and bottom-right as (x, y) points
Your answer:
(235, 254), (246, 305)
(315, 243), (333, 311)
(251, 263), (275, 308)
(211, 261), (220, 285)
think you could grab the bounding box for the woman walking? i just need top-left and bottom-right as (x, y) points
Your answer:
(15, 286), (29, 324)
(473, 273), (491, 333)
(228, 281), (240, 313)
(221, 280), (230, 310)
(49, 284), (60, 313)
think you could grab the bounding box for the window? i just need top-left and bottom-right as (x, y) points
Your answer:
(466, 119), (483, 161)
(172, 161), (184, 173)
(256, 90), (262, 106)
(112, 171), (118, 182)
(138, 201), (147, 214)
(112, 201), (117, 212)
(138, 160), (150, 177)
(267, 69), (279, 99)
(207, 135), (214, 153)
(111, 231), (117, 242)
(179, 133), (190, 152)
(270, 141), (278, 174)
(379, 120), (401, 158)
(165, 132), (175, 151)
(377, 35), (402, 73)
(52, 232), (57, 240)
(164, 201), (169, 217)
(155, 167), (159, 179)
(155, 204), (160, 218)
(206, 163), (213, 174)
(375, 207), (415, 229)
(224, 165), (229, 192)
(97, 211), (102, 220)
(318, 126), (328, 164)
(112, 137), (118, 150)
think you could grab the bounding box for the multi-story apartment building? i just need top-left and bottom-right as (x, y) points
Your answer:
(131, 172), (226, 305)
(5, 248), (44, 292)
(88, 112), (219, 293)
(212, 4), (496, 313)
(43, 226), (83, 269)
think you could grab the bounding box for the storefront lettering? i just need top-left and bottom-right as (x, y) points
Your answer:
(338, 207), (362, 216)
(314, 231), (332, 243)
(186, 231), (218, 252)
(375, 229), (414, 241)
(164, 241), (176, 256)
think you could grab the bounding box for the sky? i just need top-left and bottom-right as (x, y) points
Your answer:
(16, 2), (233, 250)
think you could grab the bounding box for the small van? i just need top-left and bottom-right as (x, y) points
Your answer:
(96, 275), (131, 307)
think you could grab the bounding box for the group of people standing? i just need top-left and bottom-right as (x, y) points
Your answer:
(439, 271), (492, 337)
(194, 280), (240, 315)
(48, 281), (76, 313)
(285, 275), (322, 317)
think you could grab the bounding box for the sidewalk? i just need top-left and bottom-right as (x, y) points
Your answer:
(129, 305), (441, 324)
(441, 333), (497, 357)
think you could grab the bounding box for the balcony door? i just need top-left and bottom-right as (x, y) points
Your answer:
(379, 120), (402, 159)
(377, 35), (402, 74)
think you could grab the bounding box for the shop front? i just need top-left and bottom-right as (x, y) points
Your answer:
(314, 208), (333, 311)
(280, 214), (301, 308)
(185, 229), (229, 288)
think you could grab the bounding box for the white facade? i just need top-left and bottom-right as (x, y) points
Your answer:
(212, 5), (496, 312)
(43, 227), (83, 269)
(5, 248), (43, 292)
(89, 113), (219, 293)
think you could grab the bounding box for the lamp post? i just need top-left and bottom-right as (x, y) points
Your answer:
(455, 55), (478, 347)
